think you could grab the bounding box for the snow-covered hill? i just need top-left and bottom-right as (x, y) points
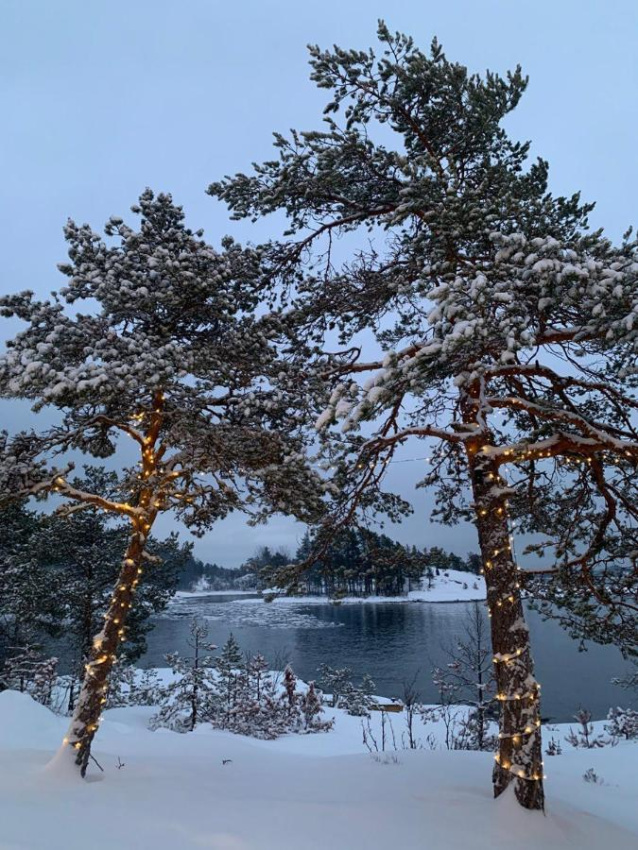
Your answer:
(245, 568), (486, 604)
(409, 567), (485, 602)
(1, 689), (637, 850)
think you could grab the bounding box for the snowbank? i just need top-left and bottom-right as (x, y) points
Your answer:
(0, 690), (637, 849)
(245, 569), (486, 605)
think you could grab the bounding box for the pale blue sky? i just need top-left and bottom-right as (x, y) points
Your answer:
(1, 1), (636, 565)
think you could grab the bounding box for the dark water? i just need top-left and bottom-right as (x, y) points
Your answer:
(140, 593), (635, 723)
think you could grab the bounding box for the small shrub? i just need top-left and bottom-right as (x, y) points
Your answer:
(605, 706), (638, 740)
(545, 737), (562, 756)
(583, 768), (603, 785)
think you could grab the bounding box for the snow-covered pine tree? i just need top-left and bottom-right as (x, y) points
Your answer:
(210, 24), (638, 809)
(149, 619), (217, 732)
(299, 681), (332, 732)
(209, 650), (331, 739)
(0, 190), (325, 775)
(213, 633), (246, 726)
(0, 645), (58, 706)
(564, 709), (608, 749)
(317, 664), (375, 716)
(220, 652), (286, 739)
(106, 664), (162, 709)
(0, 500), (65, 669)
(247, 651), (269, 702)
(605, 707), (638, 741)
(281, 664), (299, 716)
(33, 468), (187, 687)
(317, 664), (351, 709)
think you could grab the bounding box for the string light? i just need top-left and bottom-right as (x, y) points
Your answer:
(494, 754), (546, 782)
(495, 690), (538, 702)
(493, 648), (526, 664)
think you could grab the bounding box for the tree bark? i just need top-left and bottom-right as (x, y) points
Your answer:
(60, 393), (164, 775)
(63, 525), (147, 775)
(466, 441), (545, 811)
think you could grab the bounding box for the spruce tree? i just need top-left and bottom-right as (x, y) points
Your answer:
(209, 23), (638, 810)
(0, 190), (324, 775)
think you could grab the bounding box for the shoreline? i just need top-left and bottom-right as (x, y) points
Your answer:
(173, 568), (486, 606)
(172, 590), (487, 605)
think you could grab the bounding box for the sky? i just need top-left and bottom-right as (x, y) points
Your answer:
(1, 0), (637, 566)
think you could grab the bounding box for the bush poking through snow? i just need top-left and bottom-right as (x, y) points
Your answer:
(107, 666), (163, 709)
(605, 707), (638, 741)
(545, 737), (563, 756)
(317, 664), (376, 716)
(582, 768), (604, 785)
(149, 626), (332, 739)
(149, 621), (218, 733)
(565, 709), (611, 749)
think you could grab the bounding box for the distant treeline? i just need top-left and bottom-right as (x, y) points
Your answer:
(177, 557), (255, 592)
(185, 527), (479, 597)
(0, 469), (191, 682)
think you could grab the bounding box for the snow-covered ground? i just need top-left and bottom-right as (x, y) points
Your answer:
(176, 569), (486, 605)
(174, 589), (259, 599)
(1, 688), (637, 850)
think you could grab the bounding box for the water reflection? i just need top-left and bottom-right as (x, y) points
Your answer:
(140, 594), (634, 722)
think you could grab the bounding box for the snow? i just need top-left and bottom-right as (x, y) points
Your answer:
(1, 689), (638, 849)
(174, 589), (259, 599)
(242, 569), (486, 605)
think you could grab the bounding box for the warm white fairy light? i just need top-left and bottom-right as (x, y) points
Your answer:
(473, 457), (545, 789)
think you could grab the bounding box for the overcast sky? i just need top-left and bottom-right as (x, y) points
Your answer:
(1, 1), (636, 566)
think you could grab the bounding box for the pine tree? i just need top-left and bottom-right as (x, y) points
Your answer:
(301, 681), (320, 727)
(106, 665), (162, 709)
(605, 707), (638, 741)
(564, 709), (608, 749)
(1, 468), (187, 711)
(149, 620), (217, 732)
(0, 190), (325, 775)
(432, 603), (496, 752)
(247, 652), (269, 702)
(36, 469), (188, 673)
(214, 633), (245, 725)
(0, 645), (58, 707)
(0, 500), (65, 669)
(282, 664), (299, 714)
(210, 23), (638, 809)
(317, 664), (375, 715)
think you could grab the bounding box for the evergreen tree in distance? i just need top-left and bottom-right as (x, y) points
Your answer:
(0, 500), (63, 666)
(210, 23), (638, 810)
(0, 190), (325, 775)
(34, 467), (188, 689)
(0, 470), (186, 707)
(149, 619), (218, 733)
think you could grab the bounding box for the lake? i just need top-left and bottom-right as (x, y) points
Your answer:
(139, 592), (636, 722)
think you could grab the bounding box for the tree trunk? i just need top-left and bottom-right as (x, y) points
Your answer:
(54, 392), (164, 775)
(62, 524), (148, 775)
(466, 443), (545, 811)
